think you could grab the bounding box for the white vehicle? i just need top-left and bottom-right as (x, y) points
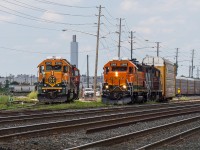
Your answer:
(96, 90), (101, 97)
(83, 88), (94, 97)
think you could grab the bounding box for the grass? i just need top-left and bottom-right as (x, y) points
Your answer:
(0, 95), (34, 110)
(177, 96), (189, 101)
(0, 94), (107, 111)
(0, 95), (9, 104)
(28, 91), (38, 99)
(33, 100), (107, 111)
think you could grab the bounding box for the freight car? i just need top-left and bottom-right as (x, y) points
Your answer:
(9, 85), (35, 93)
(102, 56), (176, 104)
(176, 77), (200, 95)
(37, 56), (80, 103)
(143, 56), (176, 99)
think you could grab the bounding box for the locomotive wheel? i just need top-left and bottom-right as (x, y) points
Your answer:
(111, 93), (122, 100)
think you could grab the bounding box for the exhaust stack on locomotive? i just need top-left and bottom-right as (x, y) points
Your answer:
(37, 56), (80, 103)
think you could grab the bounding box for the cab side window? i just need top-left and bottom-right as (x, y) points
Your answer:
(105, 67), (109, 74)
(39, 66), (44, 74)
(64, 66), (68, 73)
(129, 67), (133, 74)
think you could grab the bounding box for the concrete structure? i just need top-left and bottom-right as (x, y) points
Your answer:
(70, 35), (78, 68)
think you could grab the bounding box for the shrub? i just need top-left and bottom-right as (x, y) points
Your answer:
(28, 91), (38, 99)
(0, 95), (9, 104)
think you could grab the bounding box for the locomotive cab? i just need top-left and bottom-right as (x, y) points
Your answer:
(102, 58), (138, 104)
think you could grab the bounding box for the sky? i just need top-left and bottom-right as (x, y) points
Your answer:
(0, 0), (200, 77)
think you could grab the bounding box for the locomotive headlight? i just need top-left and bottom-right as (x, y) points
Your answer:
(105, 85), (109, 89)
(43, 90), (46, 92)
(44, 84), (47, 87)
(42, 72), (46, 77)
(123, 85), (127, 89)
(115, 72), (118, 77)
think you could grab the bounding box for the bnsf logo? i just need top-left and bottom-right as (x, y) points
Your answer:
(48, 76), (56, 84)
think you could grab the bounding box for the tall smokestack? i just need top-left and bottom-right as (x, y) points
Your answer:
(70, 35), (78, 68)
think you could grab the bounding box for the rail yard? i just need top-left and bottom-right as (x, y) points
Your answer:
(0, 100), (199, 149)
(1, 0), (200, 149)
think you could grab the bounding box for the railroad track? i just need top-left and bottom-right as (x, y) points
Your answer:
(0, 99), (199, 117)
(0, 103), (200, 142)
(67, 116), (200, 150)
(1, 101), (200, 122)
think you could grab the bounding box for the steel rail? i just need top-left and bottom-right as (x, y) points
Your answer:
(0, 101), (199, 117)
(0, 104), (200, 136)
(0, 104), (200, 141)
(0, 102), (200, 126)
(86, 106), (200, 134)
(137, 126), (200, 150)
(0, 103), (199, 125)
(66, 116), (200, 150)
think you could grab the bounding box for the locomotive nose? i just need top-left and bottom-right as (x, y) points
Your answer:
(110, 72), (126, 86)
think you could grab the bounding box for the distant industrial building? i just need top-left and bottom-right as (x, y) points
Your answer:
(70, 35), (78, 68)
(0, 74), (37, 87)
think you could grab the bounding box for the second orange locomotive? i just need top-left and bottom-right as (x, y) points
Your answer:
(102, 56), (175, 104)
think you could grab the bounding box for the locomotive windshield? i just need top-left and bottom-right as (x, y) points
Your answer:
(46, 65), (62, 71)
(112, 67), (127, 72)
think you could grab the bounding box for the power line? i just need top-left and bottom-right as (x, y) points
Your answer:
(104, 8), (116, 20)
(3, 0), (94, 17)
(103, 16), (116, 27)
(0, 46), (111, 54)
(33, 0), (96, 8)
(0, 19), (60, 31)
(0, 19), (96, 36)
(0, 5), (94, 26)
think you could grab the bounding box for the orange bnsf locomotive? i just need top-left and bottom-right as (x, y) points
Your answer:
(37, 56), (80, 103)
(102, 56), (176, 104)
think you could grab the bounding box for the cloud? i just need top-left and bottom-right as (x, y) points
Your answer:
(119, 0), (184, 13)
(36, 38), (49, 44)
(40, 11), (64, 22)
(139, 16), (185, 26)
(60, 32), (72, 41)
(120, 0), (138, 11)
(133, 27), (152, 35)
(53, 0), (82, 5)
(0, 15), (15, 22)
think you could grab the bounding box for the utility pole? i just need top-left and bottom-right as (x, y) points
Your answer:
(175, 48), (179, 76)
(156, 42), (160, 57)
(87, 55), (89, 88)
(118, 18), (122, 58)
(131, 31), (133, 60)
(189, 66), (191, 78)
(93, 5), (102, 100)
(197, 67), (199, 78)
(191, 49), (194, 78)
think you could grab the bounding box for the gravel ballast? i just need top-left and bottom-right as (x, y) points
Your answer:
(1, 112), (200, 150)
